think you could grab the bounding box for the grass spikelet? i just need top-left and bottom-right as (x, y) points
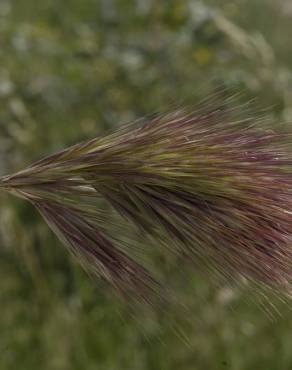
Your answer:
(1, 91), (292, 303)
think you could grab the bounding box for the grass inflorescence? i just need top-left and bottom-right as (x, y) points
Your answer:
(1, 91), (292, 304)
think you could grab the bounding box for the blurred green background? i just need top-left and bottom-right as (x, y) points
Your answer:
(1, 0), (292, 369)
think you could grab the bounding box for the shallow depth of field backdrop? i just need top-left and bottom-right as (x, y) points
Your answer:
(1, 1), (292, 369)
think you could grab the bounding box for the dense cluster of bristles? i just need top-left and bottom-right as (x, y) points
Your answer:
(1, 92), (292, 304)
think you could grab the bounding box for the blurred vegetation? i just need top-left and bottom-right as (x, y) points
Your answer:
(1, 0), (292, 369)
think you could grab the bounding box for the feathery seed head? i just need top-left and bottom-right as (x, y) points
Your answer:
(2, 92), (292, 303)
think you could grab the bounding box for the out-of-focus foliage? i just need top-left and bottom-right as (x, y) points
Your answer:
(1, 0), (292, 369)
